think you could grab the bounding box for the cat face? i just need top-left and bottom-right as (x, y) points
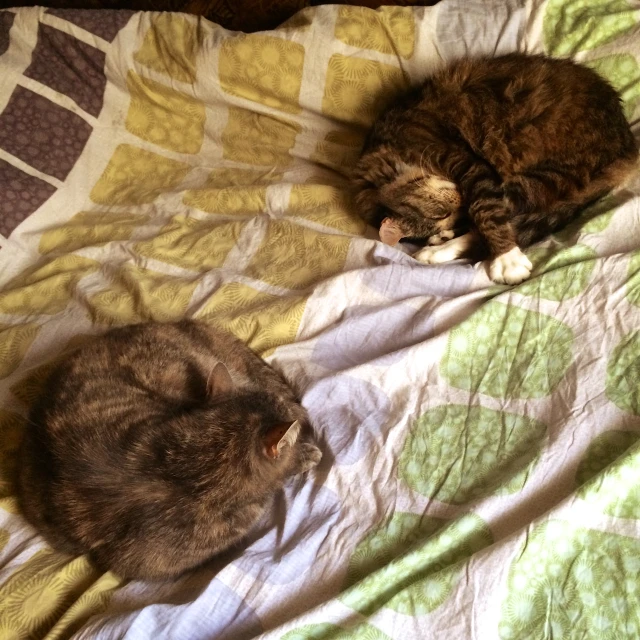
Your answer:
(377, 171), (463, 244)
(352, 153), (463, 245)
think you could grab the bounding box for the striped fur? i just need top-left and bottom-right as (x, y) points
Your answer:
(352, 54), (638, 281)
(18, 320), (321, 581)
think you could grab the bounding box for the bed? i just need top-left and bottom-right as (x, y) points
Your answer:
(0, 0), (639, 637)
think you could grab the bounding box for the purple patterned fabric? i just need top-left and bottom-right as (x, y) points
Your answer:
(0, 86), (92, 181)
(46, 8), (133, 43)
(0, 159), (56, 237)
(25, 23), (107, 117)
(0, 11), (14, 57)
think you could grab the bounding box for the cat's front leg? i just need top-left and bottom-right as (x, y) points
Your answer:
(465, 183), (532, 284)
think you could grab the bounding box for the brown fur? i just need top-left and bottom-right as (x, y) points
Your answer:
(17, 320), (321, 581)
(352, 53), (638, 258)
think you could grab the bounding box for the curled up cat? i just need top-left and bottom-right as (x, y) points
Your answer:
(352, 53), (639, 284)
(17, 320), (322, 581)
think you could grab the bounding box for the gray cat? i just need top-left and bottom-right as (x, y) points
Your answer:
(17, 320), (322, 581)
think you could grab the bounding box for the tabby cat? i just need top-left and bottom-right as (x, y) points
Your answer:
(18, 320), (322, 581)
(352, 53), (638, 284)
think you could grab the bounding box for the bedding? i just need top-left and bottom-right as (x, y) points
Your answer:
(0, 0), (639, 638)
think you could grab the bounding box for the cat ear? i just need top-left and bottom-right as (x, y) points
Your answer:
(207, 362), (234, 396)
(263, 420), (301, 460)
(379, 217), (404, 246)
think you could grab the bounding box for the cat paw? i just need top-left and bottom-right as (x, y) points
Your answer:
(414, 244), (458, 264)
(297, 442), (322, 473)
(488, 247), (532, 284)
(414, 246), (439, 263)
(427, 230), (455, 246)
(414, 233), (473, 264)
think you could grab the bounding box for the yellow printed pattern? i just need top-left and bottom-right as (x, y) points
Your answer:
(197, 282), (307, 356)
(322, 54), (407, 127)
(277, 8), (314, 31)
(246, 220), (351, 290)
(0, 550), (119, 640)
(0, 6), (436, 639)
(39, 210), (149, 255)
(0, 324), (40, 380)
(135, 216), (245, 272)
(0, 256), (99, 316)
(219, 34), (305, 114)
(134, 13), (198, 83)
(126, 72), (206, 154)
(288, 184), (367, 234)
(222, 107), (301, 167)
(335, 6), (416, 59)
(183, 168), (282, 215)
(91, 145), (191, 206)
(311, 129), (366, 173)
(88, 266), (199, 326)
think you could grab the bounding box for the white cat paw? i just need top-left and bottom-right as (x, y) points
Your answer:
(427, 230), (455, 246)
(414, 245), (456, 264)
(414, 233), (474, 265)
(414, 246), (440, 264)
(488, 247), (533, 284)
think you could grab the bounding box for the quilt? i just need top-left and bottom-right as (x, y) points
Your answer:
(0, 0), (639, 638)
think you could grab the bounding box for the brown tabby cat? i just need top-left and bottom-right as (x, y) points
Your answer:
(352, 53), (638, 284)
(18, 320), (322, 581)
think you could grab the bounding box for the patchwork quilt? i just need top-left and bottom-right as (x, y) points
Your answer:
(0, 0), (639, 638)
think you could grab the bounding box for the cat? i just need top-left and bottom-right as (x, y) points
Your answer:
(352, 53), (638, 284)
(17, 320), (322, 581)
